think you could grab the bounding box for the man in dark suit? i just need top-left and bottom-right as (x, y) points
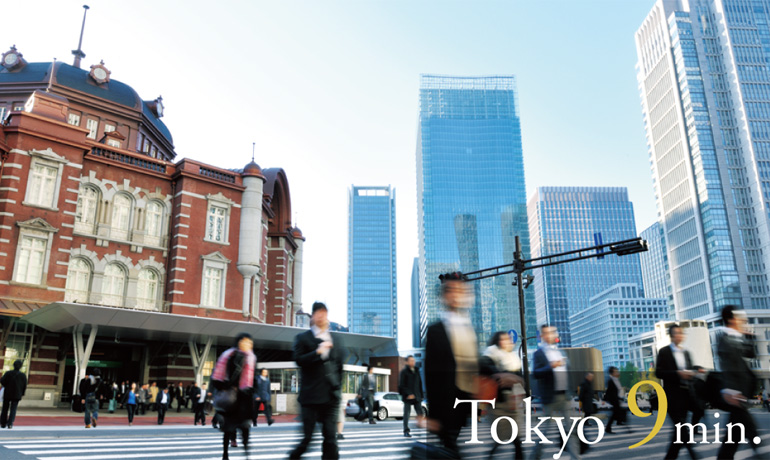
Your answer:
(254, 368), (275, 426)
(399, 355), (423, 437)
(360, 365), (376, 424)
(424, 272), (479, 457)
(0, 359), (27, 429)
(532, 324), (581, 460)
(289, 302), (345, 460)
(578, 372), (596, 454)
(175, 382), (186, 412)
(192, 382), (210, 426)
(716, 306), (760, 459)
(604, 366), (627, 433)
(157, 387), (170, 425)
(655, 324), (700, 459)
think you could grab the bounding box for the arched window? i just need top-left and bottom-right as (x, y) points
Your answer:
(145, 201), (164, 241)
(102, 264), (126, 307)
(75, 185), (100, 233)
(64, 258), (91, 302)
(111, 193), (132, 240)
(137, 269), (159, 309)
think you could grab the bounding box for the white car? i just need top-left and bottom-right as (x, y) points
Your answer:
(345, 392), (429, 421)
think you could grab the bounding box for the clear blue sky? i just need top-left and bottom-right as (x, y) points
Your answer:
(5, 0), (659, 349)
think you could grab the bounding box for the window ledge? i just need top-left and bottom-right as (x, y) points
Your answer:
(10, 280), (48, 289)
(22, 201), (59, 212)
(203, 239), (230, 246)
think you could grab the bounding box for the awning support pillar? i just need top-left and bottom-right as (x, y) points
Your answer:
(72, 324), (98, 397)
(189, 337), (213, 386)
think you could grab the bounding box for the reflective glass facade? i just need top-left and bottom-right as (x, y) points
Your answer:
(640, 221), (675, 318)
(637, 0), (770, 319)
(570, 284), (668, 371)
(416, 75), (536, 348)
(411, 257), (421, 348)
(347, 186), (397, 338)
(527, 187), (644, 346)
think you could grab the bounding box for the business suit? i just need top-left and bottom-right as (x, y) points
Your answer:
(360, 373), (376, 423)
(0, 368), (27, 429)
(656, 344), (699, 459)
(424, 319), (478, 456)
(578, 378), (595, 417)
(289, 328), (345, 460)
(604, 377), (626, 432)
(398, 365), (423, 434)
(157, 391), (169, 424)
(192, 386), (209, 425)
(716, 330), (759, 459)
(253, 376), (274, 426)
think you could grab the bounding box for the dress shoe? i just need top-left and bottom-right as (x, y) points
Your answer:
(369, 420), (376, 424)
(404, 432), (412, 438)
(268, 419), (274, 426)
(230, 439), (237, 448)
(85, 425), (91, 428)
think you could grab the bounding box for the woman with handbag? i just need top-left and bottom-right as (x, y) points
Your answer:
(212, 332), (258, 460)
(121, 382), (138, 426)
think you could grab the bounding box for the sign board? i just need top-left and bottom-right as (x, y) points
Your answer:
(276, 394), (287, 412)
(507, 329), (518, 344)
(270, 382), (281, 392)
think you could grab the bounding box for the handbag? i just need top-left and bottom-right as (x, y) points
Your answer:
(213, 387), (237, 413)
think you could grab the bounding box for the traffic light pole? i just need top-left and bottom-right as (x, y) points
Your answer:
(452, 236), (647, 397)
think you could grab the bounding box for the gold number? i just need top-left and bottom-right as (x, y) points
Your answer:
(627, 380), (667, 449)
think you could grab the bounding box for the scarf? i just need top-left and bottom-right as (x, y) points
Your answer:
(483, 345), (521, 373)
(212, 347), (257, 390)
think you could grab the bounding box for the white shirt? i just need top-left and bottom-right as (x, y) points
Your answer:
(160, 392), (168, 405)
(542, 344), (568, 391)
(311, 325), (333, 360)
(670, 343), (687, 370)
(199, 388), (206, 403)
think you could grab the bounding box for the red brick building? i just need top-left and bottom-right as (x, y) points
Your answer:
(0, 45), (309, 405)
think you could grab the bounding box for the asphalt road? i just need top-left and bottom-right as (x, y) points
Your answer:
(0, 410), (768, 459)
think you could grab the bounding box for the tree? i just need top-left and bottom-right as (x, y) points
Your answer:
(619, 361), (640, 389)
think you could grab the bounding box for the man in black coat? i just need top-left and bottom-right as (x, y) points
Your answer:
(604, 366), (626, 433)
(157, 387), (170, 425)
(716, 306), (760, 459)
(424, 273), (479, 457)
(192, 382), (210, 426)
(655, 324), (700, 459)
(578, 372), (596, 454)
(399, 355), (423, 437)
(79, 369), (102, 428)
(289, 302), (345, 460)
(0, 360), (27, 429)
(360, 365), (376, 424)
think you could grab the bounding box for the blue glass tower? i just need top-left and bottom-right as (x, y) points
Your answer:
(640, 221), (675, 319)
(347, 185), (397, 338)
(527, 187), (644, 346)
(416, 75), (536, 347)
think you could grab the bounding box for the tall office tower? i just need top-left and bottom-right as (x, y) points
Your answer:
(416, 75), (535, 347)
(411, 257), (422, 348)
(527, 187), (645, 346)
(640, 221), (675, 318)
(347, 186), (397, 338)
(637, 0), (770, 318)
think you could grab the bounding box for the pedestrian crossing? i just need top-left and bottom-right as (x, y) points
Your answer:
(2, 421), (770, 459)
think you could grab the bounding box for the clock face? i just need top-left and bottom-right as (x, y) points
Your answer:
(3, 53), (18, 66)
(93, 67), (107, 81)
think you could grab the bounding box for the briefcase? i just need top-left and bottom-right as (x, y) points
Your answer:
(409, 441), (461, 460)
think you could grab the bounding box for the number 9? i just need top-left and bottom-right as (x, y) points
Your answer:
(627, 380), (667, 449)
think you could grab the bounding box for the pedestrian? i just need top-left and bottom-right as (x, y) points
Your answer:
(423, 272), (479, 458)
(138, 384), (148, 415)
(479, 331), (525, 460)
(578, 372), (596, 455)
(604, 366), (629, 433)
(109, 382), (118, 413)
(716, 306), (761, 459)
(149, 381), (158, 411)
(763, 387), (770, 412)
(288, 302), (345, 460)
(175, 382), (186, 412)
(398, 355), (423, 438)
(212, 332), (259, 460)
(655, 324), (700, 459)
(186, 383), (194, 410)
(337, 394), (346, 440)
(359, 365), (376, 424)
(79, 369), (102, 429)
(122, 382), (138, 426)
(253, 368), (275, 426)
(532, 324), (582, 460)
(0, 359), (27, 429)
(193, 382), (210, 426)
(157, 387), (170, 425)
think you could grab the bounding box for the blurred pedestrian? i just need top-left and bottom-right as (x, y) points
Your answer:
(423, 272), (479, 458)
(193, 382), (210, 426)
(80, 369), (102, 429)
(149, 382), (158, 411)
(157, 387), (170, 425)
(289, 302), (345, 460)
(399, 355), (423, 438)
(479, 331), (525, 460)
(532, 324), (581, 460)
(656, 324), (700, 459)
(359, 365), (376, 424)
(122, 382), (138, 426)
(763, 387), (770, 412)
(716, 306), (761, 459)
(138, 384), (149, 415)
(212, 332), (258, 460)
(0, 359), (27, 429)
(604, 366), (628, 433)
(578, 372), (596, 455)
(108, 382), (118, 413)
(253, 368), (274, 426)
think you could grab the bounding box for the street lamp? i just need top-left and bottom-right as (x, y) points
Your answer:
(443, 236), (647, 397)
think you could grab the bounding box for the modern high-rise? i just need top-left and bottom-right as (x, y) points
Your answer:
(640, 221), (675, 318)
(636, 0), (770, 318)
(527, 187), (645, 346)
(347, 185), (397, 339)
(411, 257), (422, 348)
(416, 75), (535, 347)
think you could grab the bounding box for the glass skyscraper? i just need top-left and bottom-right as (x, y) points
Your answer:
(411, 257), (421, 348)
(527, 187), (644, 346)
(637, 0), (770, 317)
(416, 75), (535, 348)
(347, 185), (397, 339)
(640, 221), (675, 318)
